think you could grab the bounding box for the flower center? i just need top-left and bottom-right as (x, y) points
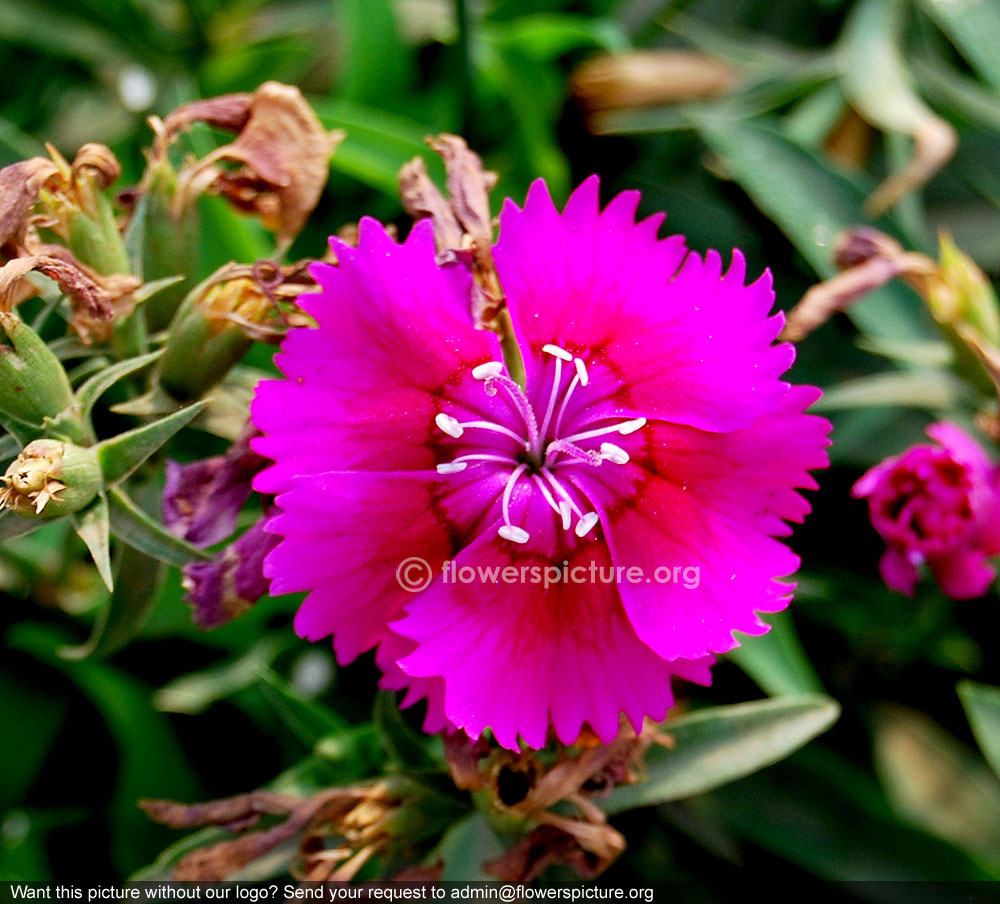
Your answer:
(434, 344), (646, 544)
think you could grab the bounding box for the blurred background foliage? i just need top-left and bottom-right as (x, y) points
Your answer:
(5, 0), (1000, 890)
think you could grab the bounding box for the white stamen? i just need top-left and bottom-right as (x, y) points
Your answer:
(533, 475), (567, 527)
(600, 442), (630, 465)
(574, 357), (589, 387)
(501, 463), (529, 527)
(472, 361), (504, 380)
(537, 354), (564, 447)
(559, 500), (572, 531)
(436, 462), (468, 474)
(498, 525), (530, 544)
(435, 413), (464, 437)
(575, 512), (599, 537)
(542, 343), (573, 361)
(618, 417), (646, 435)
(552, 374), (581, 440)
(539, 468), (584, 519)
(455, 420), (528, 447)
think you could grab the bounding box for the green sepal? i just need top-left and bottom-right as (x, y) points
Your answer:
(95, 400), (206, 486)
(0, 311), (77, 429)
(73, 349), (164, 424)
(71, 492), (113, 591)
(106, 486), (213, 567)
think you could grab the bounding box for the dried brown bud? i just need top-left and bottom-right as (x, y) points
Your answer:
(0, 158), (60, 249)
(71, 143), (121, 191)
(170, 82), (342, 252)
(572, 50), (739, 114)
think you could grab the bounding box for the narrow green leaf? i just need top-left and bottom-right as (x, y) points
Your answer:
(438, 813), (505, 882)
(601, 695), (840, 814)
(71, 494), (112, 591)
(838, 0), (956, 214)
(488, 14), (628, 58)
(958, 680), (1000, 782)
(0, 511), (45, 542)
(256, 667), (350, 749)
(96, 400), (206, 486)
(690, 114), (935, 339)
(873, 704), (1000, 870)
(336, 0), (414, 107)
(373, 690), (439, 769)
(60, 545), (165, 661)
(106, 487), (213, 567)
(918, 0), (1000, 92)
(6, 623), (198, 873)
(73, 349), (163, 423)
(154, 635), (290, 714)
(728, 611), (825, 697)
(0, 409), (43, 446)
(311, 97), (445, 197)
(812, 370), (966, 411)
(0, 432), (20, 460)
(713, 747), (992, 880)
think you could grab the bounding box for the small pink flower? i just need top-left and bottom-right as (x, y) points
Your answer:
(251, 177), (831, 749)
(853, 422), (1000, 599)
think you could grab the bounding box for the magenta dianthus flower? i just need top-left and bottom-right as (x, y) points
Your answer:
(251, 177), (831, 749)
(853, 422), (1000, 599)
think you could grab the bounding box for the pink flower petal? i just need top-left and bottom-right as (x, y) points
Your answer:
(392, 491), (713, 750)
(927, 548), (996, 599)
(493, 177), (793, 432)
(251, 218), (503, 494)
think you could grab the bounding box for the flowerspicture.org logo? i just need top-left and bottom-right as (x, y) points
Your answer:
(395, 557), (703, 593)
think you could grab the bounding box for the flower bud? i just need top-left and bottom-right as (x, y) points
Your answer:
(158, 274), (271, 401)
(0, 439), (101, 518)
(926, 234), (1000, 348)
(0, 311), (81, 436)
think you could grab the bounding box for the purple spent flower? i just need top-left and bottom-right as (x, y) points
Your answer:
(163, 424), (265, 547)
(853, 422), (1000, 599)
(251, 176), (831, 749)
(183, 517), (280, 629)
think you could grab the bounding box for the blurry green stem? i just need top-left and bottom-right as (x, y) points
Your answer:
(455, 0), (474, 136)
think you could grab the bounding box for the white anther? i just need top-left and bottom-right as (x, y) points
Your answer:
(472, 361), (504, 380)
(575, 512), (599, 537)
(435, 413), (464, 437)
(558, 500), (572, 531)
(498, 525), (530, 544)
(600, 442), (630, 465)
(542, 343), (573, 361)
(436, 462), (468, 474)
(618, 417), (647, 435)
(574, 358), (589, 387)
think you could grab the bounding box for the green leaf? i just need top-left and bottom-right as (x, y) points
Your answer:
(106, 487), (212, 567)
(72, 350), (164, 425)
(873, 704), (1000, 871)
(918, 0), (1000, 92)
(154, 634), (290, 715)
(837, 0), (956, 215)
(958, 680), (1000, 782)
(71, 493), (112, 591)
(0, 511), (46, 542)
(60, 544), (165, 661)
(713, 747), (993, 880)
(690, 114), (935, 339)
(311, 97), (444, 197)
(488, 13), (628, 58)
(438, 813), (505, 882)
(373, 690), (439, 770)
(601, 695), (840, 814)
(728, 611), (825, 697)
(811, 370), (967, 411)
(336, 0), (414, 107)
(96, 400), (206, 486)
(6, 623), (198, 873)
(256, 667), (350, 748)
